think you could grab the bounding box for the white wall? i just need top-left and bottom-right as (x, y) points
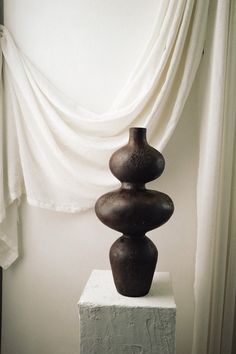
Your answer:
(2, 1), (200, 353)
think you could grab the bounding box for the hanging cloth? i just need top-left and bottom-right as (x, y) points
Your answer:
(193, 0), (236, 353)
(0, 0), (208, 269)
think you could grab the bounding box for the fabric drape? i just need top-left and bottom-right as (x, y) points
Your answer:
(0, 0), (208, 269)
(193, 0), (236, 353)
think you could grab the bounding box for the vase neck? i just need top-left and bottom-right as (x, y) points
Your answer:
(121, 182), (145, 190)
(129, 127), (147, 145)
(122, 233), (146, 239)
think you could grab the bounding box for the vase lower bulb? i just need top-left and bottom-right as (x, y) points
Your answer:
(95, 127), (174, 297)
(110, 235), (158, 297)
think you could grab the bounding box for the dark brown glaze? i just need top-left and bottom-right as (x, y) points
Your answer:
(95, 127), (174, 297)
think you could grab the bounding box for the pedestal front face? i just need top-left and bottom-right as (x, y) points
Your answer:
(78, 270), (176, 354)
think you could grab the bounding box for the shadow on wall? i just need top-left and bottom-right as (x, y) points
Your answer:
(0, 1), (4, 352)
(232, 298), (236, 352)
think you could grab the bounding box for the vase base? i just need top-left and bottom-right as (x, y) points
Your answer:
(110, 235), (158, 297)
(114, 287), (150, 298)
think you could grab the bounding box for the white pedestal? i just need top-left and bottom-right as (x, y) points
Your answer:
(78, 270), (176, 354)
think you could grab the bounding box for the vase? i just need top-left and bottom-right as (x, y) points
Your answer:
(95, 127), (174, 297)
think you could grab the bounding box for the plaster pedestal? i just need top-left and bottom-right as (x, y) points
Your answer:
(78, 270), (176, 354)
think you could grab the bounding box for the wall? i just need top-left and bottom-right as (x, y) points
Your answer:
(2, 1), (200, 353)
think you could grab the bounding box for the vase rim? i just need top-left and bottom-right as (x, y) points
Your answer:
(129, 127), (146, 131)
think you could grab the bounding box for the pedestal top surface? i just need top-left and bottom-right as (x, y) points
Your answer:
(79, 270), (176, 309)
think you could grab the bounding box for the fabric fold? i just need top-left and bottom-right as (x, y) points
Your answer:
(193, 1), (236, 353)
(0, 0), (208, 269)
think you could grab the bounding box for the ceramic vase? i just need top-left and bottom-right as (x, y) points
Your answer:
(95, 127), (174, 297)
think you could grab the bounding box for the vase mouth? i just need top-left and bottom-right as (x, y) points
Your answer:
(129, 127), (146, 132)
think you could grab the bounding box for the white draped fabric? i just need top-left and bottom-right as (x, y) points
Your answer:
(193, 1), (236, 353)
(0, 0), (208, 268)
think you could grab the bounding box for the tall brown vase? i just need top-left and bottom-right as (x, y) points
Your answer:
(95, 127), (174, 297)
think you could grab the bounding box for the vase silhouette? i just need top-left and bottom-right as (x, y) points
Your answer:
(95, 127), (174, 297)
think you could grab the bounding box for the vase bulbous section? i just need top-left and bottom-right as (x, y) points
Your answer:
(95, 127), (174, 297)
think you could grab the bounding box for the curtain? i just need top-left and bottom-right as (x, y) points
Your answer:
(193, 0), (236, 353)
(0, 0), (208, 269)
